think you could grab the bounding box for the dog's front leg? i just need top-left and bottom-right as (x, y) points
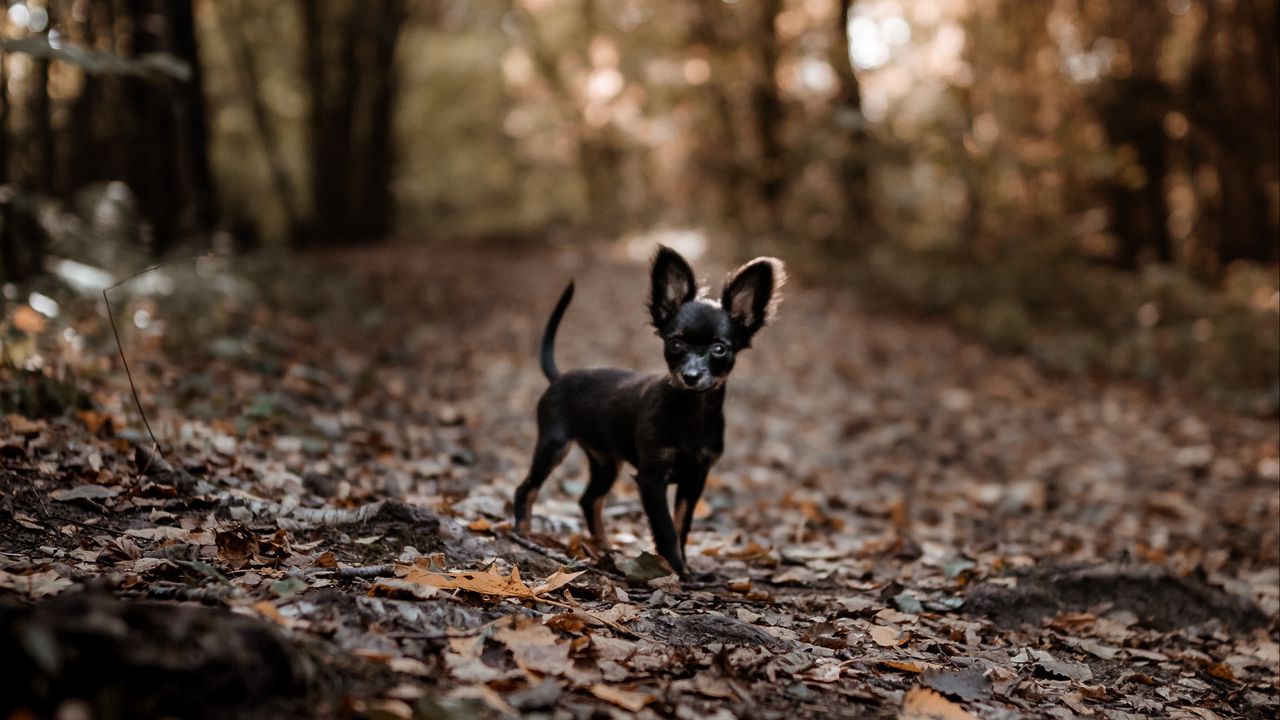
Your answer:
(673, 469), (708, 568)
(636, 469), (687, 578)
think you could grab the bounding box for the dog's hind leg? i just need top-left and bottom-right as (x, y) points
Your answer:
(513, 432), (569, 535)
(579, 452), (620, 549)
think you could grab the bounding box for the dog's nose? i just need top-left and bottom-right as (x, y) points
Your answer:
(680, 370), (702, 385)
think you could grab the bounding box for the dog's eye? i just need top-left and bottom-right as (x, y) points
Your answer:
(710, 343), (728, 358)
(667, 339), (686, 354)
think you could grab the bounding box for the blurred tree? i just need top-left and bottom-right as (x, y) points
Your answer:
(752, 0), (786, 233)
(29, 18), (54, 196)
(1187, 0), (1279, 266)
(1, 0), (216, 263)
(169, 0), (218, 232)
(298, 0), (407, 244)
(1093, 2), (1173, 266)
(127, 0), (181, 253)
(829, 0), (875, 248)
(214, 0), (302, 238)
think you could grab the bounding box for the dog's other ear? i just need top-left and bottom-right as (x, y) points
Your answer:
(722, 257), (785, 346)
(649, 245), (698, 329)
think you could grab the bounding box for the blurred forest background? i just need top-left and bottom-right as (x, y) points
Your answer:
(0, 0), (1277, 410)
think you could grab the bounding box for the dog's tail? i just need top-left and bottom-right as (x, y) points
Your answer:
(540, 281), (574, 381)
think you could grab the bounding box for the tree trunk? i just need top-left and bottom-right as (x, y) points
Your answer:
(829, 0), (875, 249)
(350, 0), (406, 239)
(1095, 3), (1172, 266)
(67, 5), (101, 192)
(31, 57), (56, 196)
(1187, 0), (1279, 266)
(752, 0), (786, 233)
(168, 0), (218, 231)
(128, 0), (180, 253)
(215, 0), (301, 239)
(0, 44), (9, 186)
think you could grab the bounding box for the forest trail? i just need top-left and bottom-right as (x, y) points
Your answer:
(2, 241), (1277, 719)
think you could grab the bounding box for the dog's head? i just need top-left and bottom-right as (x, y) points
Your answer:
(647, 245), (785, 393)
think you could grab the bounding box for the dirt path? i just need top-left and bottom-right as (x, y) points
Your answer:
(2, 241), (1277, 719)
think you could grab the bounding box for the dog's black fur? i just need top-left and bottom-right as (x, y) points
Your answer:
(513, 246), (785, 577)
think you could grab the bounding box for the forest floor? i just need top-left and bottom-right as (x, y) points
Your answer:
(2, 241), (1278, 719)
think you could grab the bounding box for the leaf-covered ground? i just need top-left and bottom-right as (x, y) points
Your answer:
(2, 242), (1277, 719)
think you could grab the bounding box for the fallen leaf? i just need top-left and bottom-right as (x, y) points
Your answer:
(870, 624), (908, 647)
(398, 563), (582, 601)
(803, 658), (844, 682)
(5, 414), (45, 436)
(882, 660), (940, 674)
(718, 540), (772, 560)
(51, 484), (119, 502)
(612, 551), (674, 583)
(1030, 649), (1094, 682)
(589, 684), (654, 712)
(898, 687), (979, 720)
(922, 669), (991, 702)
(251, 600), (288, 625)
(531, 567), (587, 596)
(76, 410), (115, 434)
(12, 305), (46, 333)
(693, 674), (737, 699)
(14, 513), (42, 530)
(894, 591), (925, 614)
(493, 616), (572, 675)
(368, 578), (441, 600)
(508, 678), (563, 712)
(0, 567), (73, 598)
(364, 699), (413, 719)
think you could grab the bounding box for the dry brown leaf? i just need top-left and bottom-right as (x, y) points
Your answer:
(12, 305), (46, 334)
(398, 563), (582, 601)
(364, 699), (413, 719)
(718, 540), (773, 560)
(400, 564), (531, 596)
(531, 567), (588, 596)
(870, 624), (908, 647)
(545, 613), (588, 634)
(251, 600), (287, 625)
(493, 616), (572, 675)
(589, 684), (654, 712)
(693, 674), (737, 699)
(13, 513), (42, 530)
(368, 578), (441, 600)
(354, 648), (395, 663)
(51, 484), (119, 502)
(445, 635), (508, 683)
(883, 660), (941, 674)
(898, 687), (979, 720)
(76, 409), (115, 435)
(5, 413), (44, 436)
(0, 567), (72, 598)
(387, 657), (431, 677)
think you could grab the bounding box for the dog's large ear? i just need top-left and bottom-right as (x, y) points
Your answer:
(722, 257), (785, 346)
(649, 245), (698, 329)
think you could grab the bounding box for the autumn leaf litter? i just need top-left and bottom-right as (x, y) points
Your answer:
(1, 244), (1277, 719)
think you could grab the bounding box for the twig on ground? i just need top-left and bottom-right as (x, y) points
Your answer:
(334, 564), (396, 579)
(138, 582), (237, 604)
(103, 254), (212, 475)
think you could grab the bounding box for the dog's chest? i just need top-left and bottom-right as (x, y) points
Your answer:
(672, 425), (723, 470)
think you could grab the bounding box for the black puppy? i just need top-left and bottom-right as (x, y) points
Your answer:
(514, 246), (785, 578)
